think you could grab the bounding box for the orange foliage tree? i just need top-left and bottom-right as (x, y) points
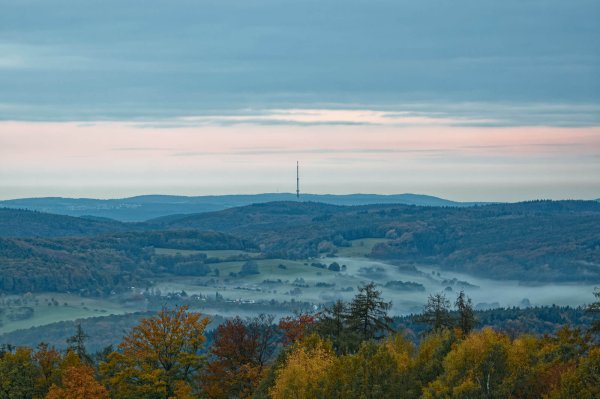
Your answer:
(278, 314), (315, 346)
(33, 342), (62, 397)
(201, 315), (276, 398)
(46, 364), (109, 399)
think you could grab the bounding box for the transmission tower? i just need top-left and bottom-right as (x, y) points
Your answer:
(296, 161), (300, 200)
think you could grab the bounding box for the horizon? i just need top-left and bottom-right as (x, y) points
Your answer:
(0, 191), (598, 203)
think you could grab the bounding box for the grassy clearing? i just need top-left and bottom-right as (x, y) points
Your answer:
(154, 248), (259, 259)
(0, 293), (130, 334)
(335, 238), (389, 257)
(209, 258), (334, 281)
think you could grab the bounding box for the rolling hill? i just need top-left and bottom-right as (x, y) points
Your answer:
(0, 193), (483, 222)
(1, 200), (599, 292)
(155, 200), (600, 282)
(0, 207), (138, 237)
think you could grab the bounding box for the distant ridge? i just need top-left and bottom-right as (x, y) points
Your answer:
(0, 207), (135, 237)
(0, 193), (487, 222)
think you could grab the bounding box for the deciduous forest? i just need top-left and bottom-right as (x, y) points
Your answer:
(1, 286), (598, 399)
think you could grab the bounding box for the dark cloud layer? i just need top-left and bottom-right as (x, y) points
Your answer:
(0, 0), (599, 124)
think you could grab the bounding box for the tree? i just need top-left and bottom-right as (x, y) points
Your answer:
(410, 328), (456, 396)
(278, 314), (315, 346)
(324, 335), (414, 399)
(585, 287), (600, 333)
(238, 260), (259, 276)
(347, 282), (393, 342)
(33, 342), (61, 397)
(46, 364), (109, 399)
(419, 293), (453, 332)
(269, 336), (334, 399)
(423, 328), (512, 399)
(328, 262), (340, 272)
(0, 347), (39, 399)
(94, 345), (114, 365)
(548, 346), (600, 399)
(66, 324), (92, 364)
(317, 300), (350, 353)
(100, 306), (210, 399)
(455, 291), (476, 336)
(201, 315), (276, 398)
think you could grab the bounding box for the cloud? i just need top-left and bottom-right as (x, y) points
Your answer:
(0, 0), (598, 124)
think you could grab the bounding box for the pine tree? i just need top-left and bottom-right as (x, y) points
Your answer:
(455, 290), (476, 335)
(419, 293), (453, 332)
(317, 299), (350, 353)
(348, 282), (393, 342)
(66, 324), (92, 364)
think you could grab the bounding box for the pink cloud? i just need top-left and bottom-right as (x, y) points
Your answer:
(1, 113), (599, 200)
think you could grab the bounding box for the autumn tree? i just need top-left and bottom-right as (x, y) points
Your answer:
(548, 346), (600, 399)
(100, 306), (210, 399)
(201, 314), (276, 398)
(324, 335), (414, 398)
(269, 335), (334, 399)
(0, 347), (39, 399)
(423, 328), (512, 399)
(46, 363), (109, 399)
(278, 314), (315, 346)
(534, 326), (593, 393)
(33, 342), (62, 397)
(410, 328), (456, 396)
(504, 334), (552, 399)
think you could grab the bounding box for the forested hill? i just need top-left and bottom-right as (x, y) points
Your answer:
(0, 193), (479, 222)
(155, 200), (600, 282)
(0, 230), (255, 294)
(0, 208), (137, 237)
(1, 200), (599, 284)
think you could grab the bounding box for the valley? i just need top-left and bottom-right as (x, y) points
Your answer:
(1, 199), (599, 348)
(1, 236), (597, 340)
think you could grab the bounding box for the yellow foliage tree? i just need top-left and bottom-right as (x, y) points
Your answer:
(0, 347), (39, 399)
(423, 328), (511, 399)
(323, 337), (414, 399)
(269, 336), (334, 399)
(547, 345), (600, 399)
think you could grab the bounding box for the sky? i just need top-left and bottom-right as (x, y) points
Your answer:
(1, 0), (599, 201)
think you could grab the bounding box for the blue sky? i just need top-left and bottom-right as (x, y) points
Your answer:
(0, 0), (599, 200)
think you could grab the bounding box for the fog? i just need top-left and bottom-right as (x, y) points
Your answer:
(152, 257), (598, 317)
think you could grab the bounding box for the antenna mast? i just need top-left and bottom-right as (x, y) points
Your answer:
(296, 161), (300, 199)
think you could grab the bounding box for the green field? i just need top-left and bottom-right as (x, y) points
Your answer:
(213, 258), (327, 279)
(335, 238), (389, 257)
(154, 248), (259, 259)
(0, 293), (130, 334)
